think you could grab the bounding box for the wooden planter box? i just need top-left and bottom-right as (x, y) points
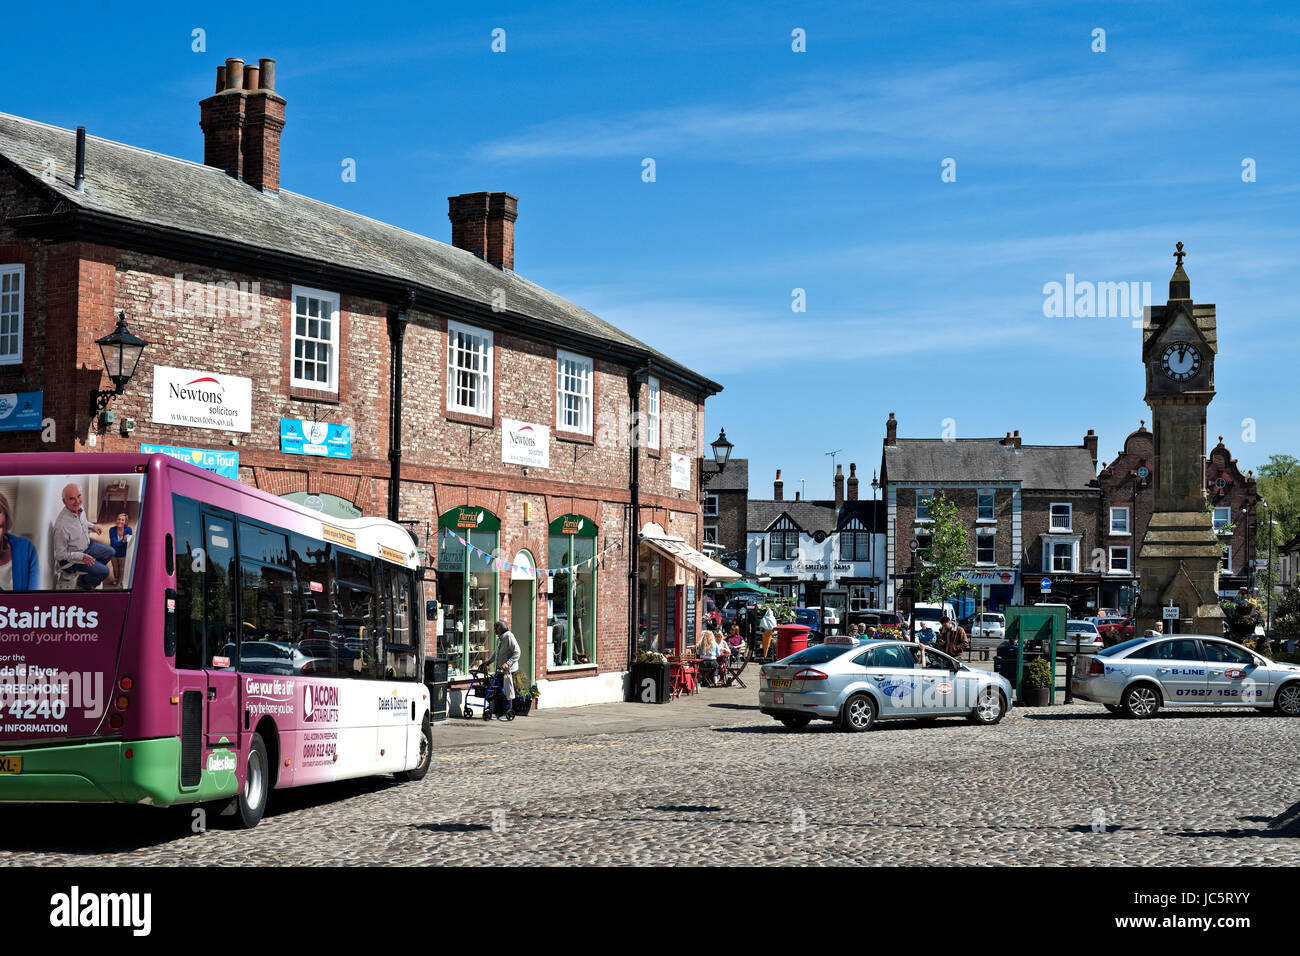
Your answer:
(628, 662), (671, 703)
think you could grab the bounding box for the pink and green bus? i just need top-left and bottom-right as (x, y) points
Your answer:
(0, 453), (431, 827)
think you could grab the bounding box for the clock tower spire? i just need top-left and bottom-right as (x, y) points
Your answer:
(1136, 243), (1223, 634)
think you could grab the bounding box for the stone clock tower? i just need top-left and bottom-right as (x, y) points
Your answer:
(1137, 243), (1224, 634)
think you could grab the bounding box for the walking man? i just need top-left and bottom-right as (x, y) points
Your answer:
(492, 620), (521, 718)
(938, 616), (968, 659)
(53, 484), (115, 590)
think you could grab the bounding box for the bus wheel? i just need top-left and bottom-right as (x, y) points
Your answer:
(396, 715), (432, 782)
(233, 733), (269, 828)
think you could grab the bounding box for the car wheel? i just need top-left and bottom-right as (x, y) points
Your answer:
(840, 693), (876, 733)
(1122, 683), (1161, 719)
(969, 687), (1005, 725)
(778, 715), (812, 730)
(1274, 682), (1300, 717)
(395, 714), (433, 782)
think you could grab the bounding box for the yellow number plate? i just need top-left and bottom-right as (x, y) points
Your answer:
(0, 755), (21, 774)
(768, 679), (792, 689)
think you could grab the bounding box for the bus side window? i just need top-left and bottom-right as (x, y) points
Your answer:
(172, 495), (205, 670)
(380, 562), (415, 681)
(336, 548), (379, 680)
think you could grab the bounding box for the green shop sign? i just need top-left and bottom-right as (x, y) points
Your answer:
(439, 506), (501, 532)
(549, 514), (597, 537)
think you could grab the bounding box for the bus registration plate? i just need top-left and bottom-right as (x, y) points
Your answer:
(0, 755), (21, 774)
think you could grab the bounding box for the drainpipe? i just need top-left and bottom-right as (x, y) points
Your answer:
(628, 362), (652, 666)
(387, 290), (415, 523)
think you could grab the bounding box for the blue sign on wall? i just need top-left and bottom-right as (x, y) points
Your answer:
(140, 443), (240, 480)
(280, 419), (352, 459)
(0, 391), (43, 432)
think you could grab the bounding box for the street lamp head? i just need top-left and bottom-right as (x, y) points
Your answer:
(97, 311), (148, 391)
(709, 428), (734, 471)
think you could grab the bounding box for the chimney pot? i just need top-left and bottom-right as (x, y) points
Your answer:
(885, 412), (898, 446)
(215, 65), (226, 93)
(243, 65), (260, 90)
(847, 462), (859, 501)
(258, 58), (276, 91)
(225, 58), (244, 91)
(834, 465), (845, 510)
(774, 469), (784, 501)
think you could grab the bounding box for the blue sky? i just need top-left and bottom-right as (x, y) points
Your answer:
(4, 1), (1298, 498)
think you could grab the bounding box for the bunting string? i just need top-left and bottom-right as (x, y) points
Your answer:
(437, 526), (623, 580)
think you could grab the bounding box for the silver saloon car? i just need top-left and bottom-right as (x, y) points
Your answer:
(1071, 634), (1300, 719)
(758, 638), (1014, 731)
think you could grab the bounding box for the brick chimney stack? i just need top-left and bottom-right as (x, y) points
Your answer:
(1083, 429), (1098, 466)
(448, 192), (519, 270)
(847, 463), (859, 501)
(200, 57), (285, 191)
(885, 412), (898, 446)
(774, 469), (783, 501)
(834, 464), (845, 509)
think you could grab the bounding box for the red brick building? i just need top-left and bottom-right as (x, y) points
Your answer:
(0, 56), (724, 708)
(1098, 423), (1259, 611)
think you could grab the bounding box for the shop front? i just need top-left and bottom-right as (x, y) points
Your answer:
(435, 506), (501, 682)
(639, 524), (739, 655)
(959, 569), (1020, 615)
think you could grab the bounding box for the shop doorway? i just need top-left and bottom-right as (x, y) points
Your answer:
(510, 551), (537, 688)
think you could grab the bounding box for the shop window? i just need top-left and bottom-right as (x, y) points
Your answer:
(639, 550), (662, 652)
(436, 508), (501, 678)
(550, 514), (597, 666)
(849, 584), (874, 611)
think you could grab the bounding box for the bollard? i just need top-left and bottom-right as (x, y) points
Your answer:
(1064, 654), (1073, 704)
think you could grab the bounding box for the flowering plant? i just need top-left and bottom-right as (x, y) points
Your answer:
(635, 649), (668, 664)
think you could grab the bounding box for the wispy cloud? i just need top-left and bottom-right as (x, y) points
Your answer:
(472, 60), (1300, 166)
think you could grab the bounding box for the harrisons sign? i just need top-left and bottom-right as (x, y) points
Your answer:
(151, 365), (252, 433)
(502, 418), (550, 468)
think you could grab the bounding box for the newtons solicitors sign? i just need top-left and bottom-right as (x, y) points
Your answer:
(151, 365), (252, 433)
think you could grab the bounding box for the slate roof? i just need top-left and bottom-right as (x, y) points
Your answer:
(0, 112), (718, 391)
(882, 439), (1097, 490)
(702, 458), (748, 493)
(747, 499), (884, 534)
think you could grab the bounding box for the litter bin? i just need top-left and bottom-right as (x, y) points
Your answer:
(774, 624), (811, 661)
(424, 657), (449, 723)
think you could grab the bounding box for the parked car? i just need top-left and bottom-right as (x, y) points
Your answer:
(219, 641), (329, 676)
(1061, 619), (1104, 655)
(1098, 617), (1136, 646)
(759, 638), (1013, 731)
(1096, 607), (1122, 619)
(1071, 634), (1300, 718)
(910, 602), (957, 631)
(969, 613), (1006, 639)
(845, 609), (906, 632)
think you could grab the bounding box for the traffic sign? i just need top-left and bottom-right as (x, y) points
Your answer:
(1040, 577), (1052, 591)
(1131, 578), (1140, 588)
(1162, 605), (1180, 620)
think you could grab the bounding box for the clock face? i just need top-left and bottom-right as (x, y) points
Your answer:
(1160, 342), (1202, 381)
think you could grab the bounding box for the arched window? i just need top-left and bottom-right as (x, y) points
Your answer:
(436, 507), (500, 678)
(548, 515), (597, 667)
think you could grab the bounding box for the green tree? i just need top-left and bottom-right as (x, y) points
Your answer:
(1257, 454), (1300, 548)
(1272, 587), (1300, 639)
(920, 491), (972, 605)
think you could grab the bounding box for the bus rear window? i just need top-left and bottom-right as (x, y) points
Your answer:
(0, 472), (144, 591)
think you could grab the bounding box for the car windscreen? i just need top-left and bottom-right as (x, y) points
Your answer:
(779, 644), (853, 666)
(1099, 638), (1147, 656)
(913, 608), (944, 620)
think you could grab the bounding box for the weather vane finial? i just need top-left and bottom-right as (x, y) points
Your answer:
(1173, 241), (1186, 267)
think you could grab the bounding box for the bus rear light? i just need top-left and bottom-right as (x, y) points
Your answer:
(109, 714), (124, 729)
(170, 696), (180, 705)
(115, 695), (130, 710)
(119, 676), (134, 691)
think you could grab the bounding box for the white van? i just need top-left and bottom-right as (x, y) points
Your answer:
(910, 602), (957, 630)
